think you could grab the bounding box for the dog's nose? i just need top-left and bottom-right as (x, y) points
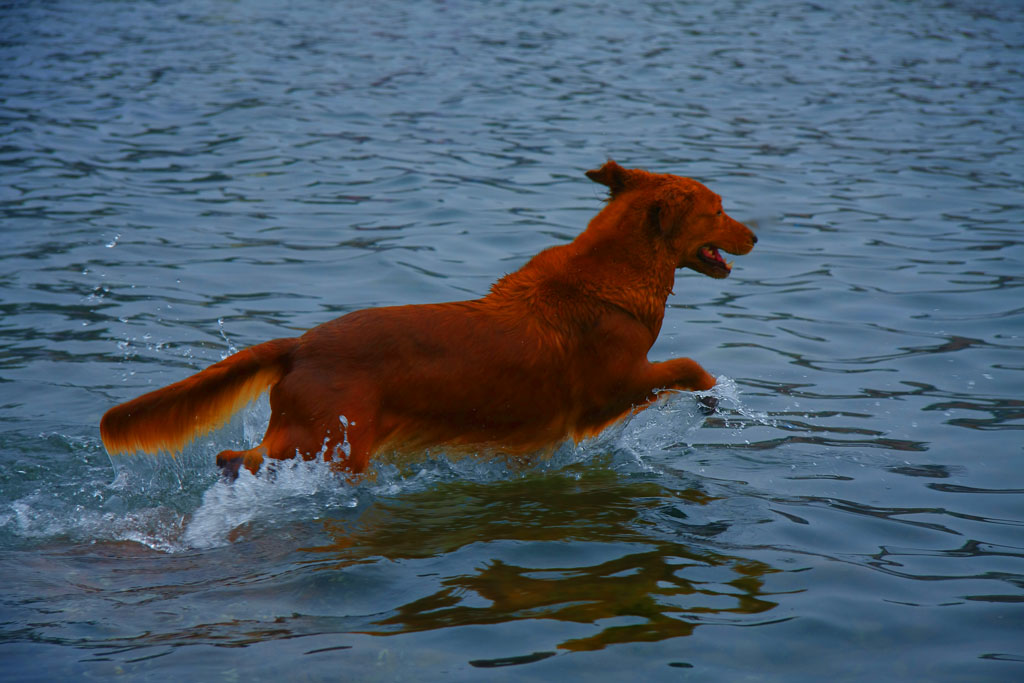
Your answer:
(751, 233), (758, 244)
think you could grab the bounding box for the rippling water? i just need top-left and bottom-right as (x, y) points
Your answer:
(2, 1), (1022, 680)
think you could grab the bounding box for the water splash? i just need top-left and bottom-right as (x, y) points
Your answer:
(243, 393), (271, 447)
(7, 497), (187, 553)
(178, 389), (727, 550)
(217, 318), (239, 358)
(705, 375), (777, 429)
(5, 381), (755, 552)
(184, 459), (358, 549)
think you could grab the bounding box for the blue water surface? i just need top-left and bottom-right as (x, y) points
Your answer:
(1, 1), (1022, 680)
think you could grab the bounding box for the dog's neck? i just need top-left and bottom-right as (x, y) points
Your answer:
(570, 236), (675, 339)
(488, 216), (677, 343)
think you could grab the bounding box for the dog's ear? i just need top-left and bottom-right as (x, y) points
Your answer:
(647, 201), (666, 236)
(585, 160), (629, 196)
(648, 191), (694, 239)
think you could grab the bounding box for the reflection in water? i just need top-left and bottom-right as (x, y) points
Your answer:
(300, 466), (785, 651)
(925, 398), (1024, 431)
(368, 545), (781, 652)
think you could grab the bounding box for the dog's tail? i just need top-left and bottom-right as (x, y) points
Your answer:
(100, 337), (298, 457)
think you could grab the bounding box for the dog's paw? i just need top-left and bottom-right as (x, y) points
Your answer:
(697, 394), (718, 416)
(216, 454), (242, 481)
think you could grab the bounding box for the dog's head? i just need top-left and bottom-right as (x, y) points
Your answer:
(586, 160), (757, 279)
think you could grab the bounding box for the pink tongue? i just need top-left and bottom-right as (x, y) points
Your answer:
(704, 247), (723, 263)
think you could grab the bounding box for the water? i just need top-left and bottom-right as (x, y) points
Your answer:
(2, 0), (1022, 679)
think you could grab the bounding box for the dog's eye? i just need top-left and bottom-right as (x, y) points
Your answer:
(716, 210), (722, 216)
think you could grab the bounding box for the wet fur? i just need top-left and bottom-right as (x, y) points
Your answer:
(100, 161), (757, 476)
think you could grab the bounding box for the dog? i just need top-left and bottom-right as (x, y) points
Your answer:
(100, 160), (757, 477)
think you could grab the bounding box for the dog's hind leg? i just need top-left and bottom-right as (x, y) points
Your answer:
(216, 445), (267, 479)
(214, 396), (326, 478)
(214, 418), (329, 478)
(216, 404), (383, 479)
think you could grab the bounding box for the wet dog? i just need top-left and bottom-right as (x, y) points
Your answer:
(100, 161), (757, 476)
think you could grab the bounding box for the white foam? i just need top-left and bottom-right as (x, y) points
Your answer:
(6, 380), (750, 552)
(184, 458), (358, 548)
(175, 382), (750, 550)
(8, 494), (188, 553)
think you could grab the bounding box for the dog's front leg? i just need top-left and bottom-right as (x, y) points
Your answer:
(641, 357), (716, 392)
(638, 358), (718, 414)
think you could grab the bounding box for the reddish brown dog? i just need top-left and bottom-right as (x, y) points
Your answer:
(100, 161), (757, 476)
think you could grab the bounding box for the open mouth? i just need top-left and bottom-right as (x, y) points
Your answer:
(698, 245), (734, 274)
